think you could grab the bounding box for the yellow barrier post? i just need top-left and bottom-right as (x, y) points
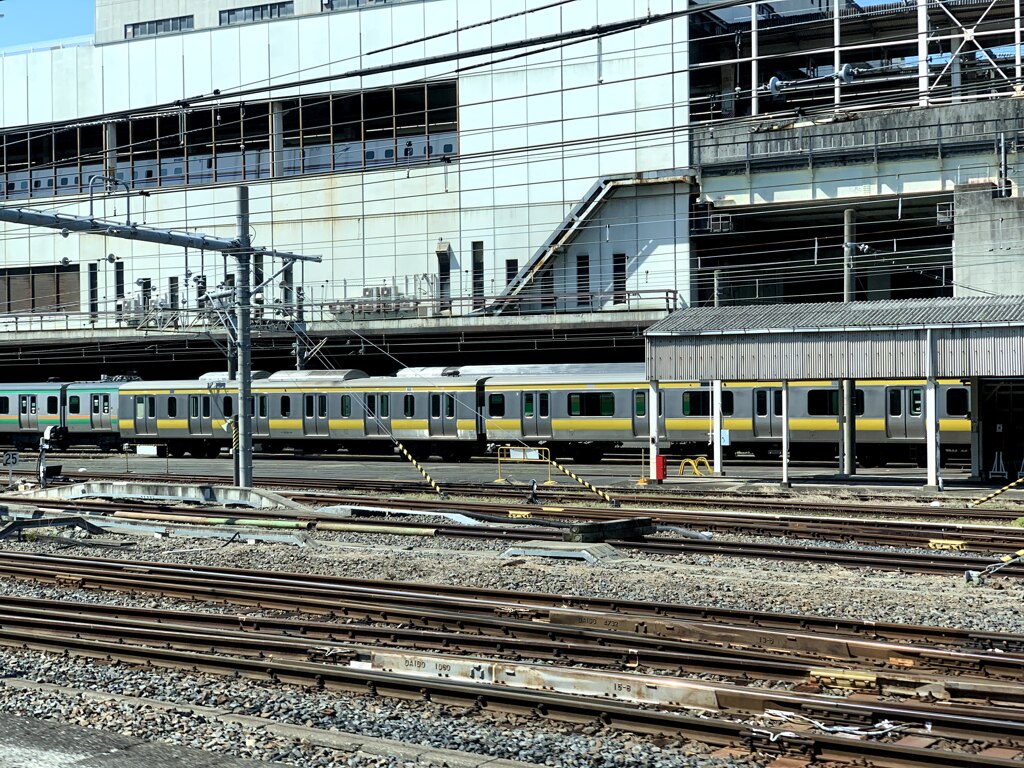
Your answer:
(970, 475), (1024, 508)
(496, 446), (556, 485)
(679, 457), (712, 477)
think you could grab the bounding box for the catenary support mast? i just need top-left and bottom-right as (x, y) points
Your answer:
(0, 186), (320, 490)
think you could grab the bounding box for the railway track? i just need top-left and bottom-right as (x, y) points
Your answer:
(18, 493), (1024, 578)
(1, 556), (1022, 767)
(21, 468), (1024, 521)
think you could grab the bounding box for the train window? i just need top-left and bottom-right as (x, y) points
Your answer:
(403, 395), (415, 418)
(539, 393), (549, 418)
(341, 395), (351, 418)
(855, 389), (865, 416)
(167, 397), (177, 418)
(381, 395), (390, 418)
(523, 394), (533, 417)
(568, 392), (615, 417)
(755, 391), (767, 417)
(318, 395), (328, 418)
(807, 389), (838, 416)
(30, 398), (37, 415)
(909, 388), (923, 417)
(682, 391), (710, 417)
(888, 389), (901, 417)
(773, 390), (782, 417)
(634, 392), (646, 417)
(946, 388), (969, 416)
(190, 396), (199, 418)
(202, 396), (211, 418)
(0, 397), (7, 415)
(103, 395), (110, 414)
(490, 394), (506, 418)
(281, 395), (291, 418)
(258, 396), (268, 418)
(46, 396), (58, 414)
(135, 396), (145, 421)
(431, 394), (441, 418)
(366, 394), (376, 417)
(224, 397), (233, 418)
(92, 395), (100, 414)
(722, 391), (734, 416)
(147, 397), (156, 418)
(305, 395), (314, 418)
(443, 394), (454, 418)
(68, 396), (80, 414)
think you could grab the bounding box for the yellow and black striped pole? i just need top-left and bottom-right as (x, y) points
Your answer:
(966, 547), (1024, 584)
(548, 458), (620, 507)
(393, 440), (448, 498)
(970, 476), (1024, 508)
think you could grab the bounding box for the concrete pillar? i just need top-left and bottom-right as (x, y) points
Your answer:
(970, 377), (982, 480)
(712, 379), (723, 475)
(781, 381), (791, 487)
(925, 329), (940, 490)
(648, 380), (660, 482)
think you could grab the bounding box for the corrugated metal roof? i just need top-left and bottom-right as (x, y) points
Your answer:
(647, 296), (1024, 336)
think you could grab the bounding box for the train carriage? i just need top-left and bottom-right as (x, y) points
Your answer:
(0, 382), (65, 449)
(64, 381), (121, 450)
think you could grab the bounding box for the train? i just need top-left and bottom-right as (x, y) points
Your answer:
(0, 364), (971, 466)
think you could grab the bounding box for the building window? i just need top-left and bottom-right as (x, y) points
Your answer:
(220, 3), (294, 25)
(472, 241), (484, 310)
(0, 82), (457, 199)
(125, 16), (194, 40)
(612, 253), (627, 305)
(505, 259), (518, 286)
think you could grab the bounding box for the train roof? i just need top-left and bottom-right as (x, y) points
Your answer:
(396, 363), (645, 378)
(266, 369), (367, 381)
(484, 373), (648, 386)
(255, 375), (478, 389)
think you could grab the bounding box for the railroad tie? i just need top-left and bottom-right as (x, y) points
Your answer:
(970, 475), (1024, 508)
(548, 458), (620, 508)
(393, 440), (447, 499)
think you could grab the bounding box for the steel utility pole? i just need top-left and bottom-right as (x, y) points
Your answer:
(0, 184), (321, 489)
(841, 209), (857, 477)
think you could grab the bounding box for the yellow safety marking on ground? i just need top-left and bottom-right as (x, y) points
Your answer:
(541, 506), (564, 512)
(508, 510), (533, 519)
(928, 539), (966, 551)
(810, 669), (878, 690)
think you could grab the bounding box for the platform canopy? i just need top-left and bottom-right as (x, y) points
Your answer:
(646, 295), (1024, 381)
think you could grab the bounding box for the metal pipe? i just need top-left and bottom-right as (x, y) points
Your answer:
(236, 187), (253, 489)
(842, 208), (856, 477)
(317, 522), (437, 536)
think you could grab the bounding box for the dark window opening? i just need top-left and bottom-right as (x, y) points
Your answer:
(568, 392), (615, 417)
(489, 393), (505, 418)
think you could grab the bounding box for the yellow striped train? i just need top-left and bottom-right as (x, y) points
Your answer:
(0, 364), (971, 466)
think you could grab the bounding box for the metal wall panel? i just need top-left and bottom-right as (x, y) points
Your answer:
(649, 325), (1024, 382)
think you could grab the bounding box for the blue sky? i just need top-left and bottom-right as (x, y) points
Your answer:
(0, 0), (94, 48)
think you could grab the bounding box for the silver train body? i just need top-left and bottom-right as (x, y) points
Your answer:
(0, 365), (971, 466)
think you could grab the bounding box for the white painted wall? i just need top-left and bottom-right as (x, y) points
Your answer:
(1, 0), (692, 320)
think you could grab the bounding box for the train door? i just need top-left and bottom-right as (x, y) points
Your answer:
(134, 394), (157, 436)
(752, 388), (781, 437)
(522, 392), (553, 439)
(90, 393), (112, 430)
(18, 395), (37, 431)
(303, 393), (328, 437)
(631, 389), (650, 439)
(441, 392), (458, 437)
(189, 394), (213, 435)
(364, 392), (391, 436)
(255, 394), (270, 438)
(885, 386), (924, 439)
